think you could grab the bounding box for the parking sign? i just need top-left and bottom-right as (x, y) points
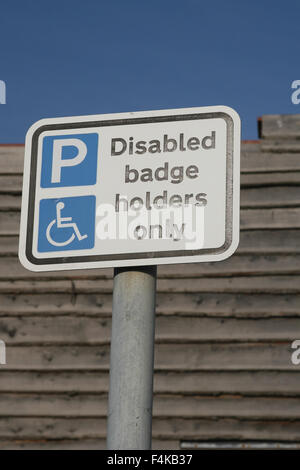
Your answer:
(19, 106), (240, 272)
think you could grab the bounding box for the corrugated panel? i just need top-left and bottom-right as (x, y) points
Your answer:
(0, 116), (299, 449)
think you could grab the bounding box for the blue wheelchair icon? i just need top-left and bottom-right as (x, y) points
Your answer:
(46, 201), (88, 247)
(38, 196), (96, 252)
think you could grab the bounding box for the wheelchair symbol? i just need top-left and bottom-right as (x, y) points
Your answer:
(46, 202), (88, 247)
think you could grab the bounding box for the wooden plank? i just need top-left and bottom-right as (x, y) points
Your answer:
(0, 237), (18, 255)
(1, 229), (299, 260)
(0, 314), (299, 345)
(160, 395), (300, 420)
(0, 315), (112, 345)
(260, 114), (300, 139)
(238, 230), (300, 254)
(1, 342), (295, 370)
(83, 276), (300, 294)
(0, 255), (114, 278)
(0, 146), (24, 174)
(0, 143), (275, 176)
(0, 416), (299, 440)
(1, 142), (300, 175)
(241, 186), (300, 208)
(159, 255), (300, 278)
(0, 370), (113, 393)
(0, 370), (299, 396)
(1, 145), (300, 193)
(152, 417), (300, 441)
(0, 417), (107, 439)
(261, 142), (300, 153)
(0, 156), (299, 181)
(3, 208), (300, 235)
(0, 394), (299, 419)
(153, 343), (294, 371)
(2, 185), (300, 210)
(0, 275), (300, 296)
(171, 309), (299, 340)
(1, 171), (300, 196)
(0, 175), (22, 193)
(241, 153), (300, 173)
(0, 292), (113, 315)
(153, 292), (300, 317)
(240, 208), (300, 229)
(241, 172), (300, 186)
(1, 254), (300, 281)
(0, 280), (75, 294)
(0, 439), (109, 450)
(0, 212), (20, 235)
(0, 291), (299, 317)
(153, 371), (300, 396)
(0, 438), (179, 450)
(0, 144), (263, 175)
(157, 276), (300, 294)
(0, 169), (300, 187)
(0, 195), (21, 210)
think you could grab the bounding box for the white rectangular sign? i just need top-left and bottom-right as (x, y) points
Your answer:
(19, 106), (240, 272)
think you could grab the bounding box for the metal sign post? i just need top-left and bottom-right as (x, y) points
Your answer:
(107, 266), (157, 450)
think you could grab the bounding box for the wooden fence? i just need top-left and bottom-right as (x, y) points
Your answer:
(0, 114), (299, 449)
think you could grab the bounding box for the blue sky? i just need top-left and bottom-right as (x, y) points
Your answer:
(0, 0), (299, 142)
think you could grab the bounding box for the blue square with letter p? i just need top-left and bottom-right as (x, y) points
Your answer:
(38, 196), (96, 252)
(40, 133), (98, 188)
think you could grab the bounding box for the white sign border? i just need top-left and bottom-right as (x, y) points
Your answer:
(19, 105), (240, 272)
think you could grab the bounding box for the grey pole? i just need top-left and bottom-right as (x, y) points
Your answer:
(107, 265), (157, 450)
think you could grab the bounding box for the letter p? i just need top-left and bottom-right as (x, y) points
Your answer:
(51, 138), (87, 183)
